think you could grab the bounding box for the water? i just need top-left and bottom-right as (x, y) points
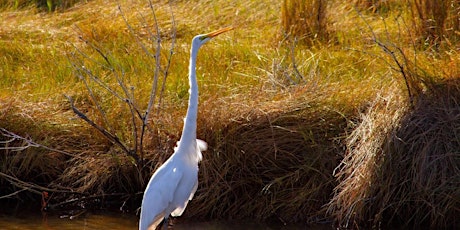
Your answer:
(0, 211), (136, 230)
(0, 211), (333, 230)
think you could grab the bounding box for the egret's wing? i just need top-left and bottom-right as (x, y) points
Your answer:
(171, 179), (198, 217)
(139, 164), (183, 230)
(188, 179), (199, 201)
(143, 212), (164, 230)
(197, 139), (207, 151)
(196, 139), (207, 162)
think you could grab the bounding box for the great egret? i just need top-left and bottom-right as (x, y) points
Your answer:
(139, 27), (233, 230)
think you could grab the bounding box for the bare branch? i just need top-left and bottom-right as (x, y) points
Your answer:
(118, 4), (155, 59)
(355, 8), (415, 106)
(71, 62), (114, 132)
(289, 36), (305, 83)
(0, 188), (28, 199)
(0, 128), (80, 159)
(157, 2), (176, 115)
(68, 45), (123, 101)
(0, 172), (79, 195)
(144, 0), (163, 125)
(66, 1), (175, 167)
(65, 95), (137, 162)
(47, 192), (133, 210)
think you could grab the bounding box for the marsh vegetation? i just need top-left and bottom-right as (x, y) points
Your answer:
(1, 0), (459, 228)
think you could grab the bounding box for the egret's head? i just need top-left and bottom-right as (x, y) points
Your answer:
(192, 27), (233, 49)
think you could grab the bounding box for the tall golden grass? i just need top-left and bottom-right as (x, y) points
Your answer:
(328, 80), (460, 229)
(409, 0), (460, 48)
(184, 86), (350, 223)
(281, 0), (329, 45)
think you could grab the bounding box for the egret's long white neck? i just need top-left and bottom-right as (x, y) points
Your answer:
(178, 42), (200, 150)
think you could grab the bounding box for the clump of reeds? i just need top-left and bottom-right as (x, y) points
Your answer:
(281, 0), (330, 45)
(183, 87), (349, 223)
(326, 87), (408, 228)
(328, 81), (460, 228)
(0, 98), (91, 202)
(409, 0), (460, 49)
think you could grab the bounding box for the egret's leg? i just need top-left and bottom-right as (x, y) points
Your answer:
(162, 217), (169, 230)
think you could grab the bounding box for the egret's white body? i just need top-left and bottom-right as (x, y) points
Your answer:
(139, 27), (233, 230)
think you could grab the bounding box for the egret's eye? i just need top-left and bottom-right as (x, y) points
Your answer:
(198, 35), (207, 41)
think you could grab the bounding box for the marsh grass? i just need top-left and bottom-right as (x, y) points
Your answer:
(184, 85), (351, 223)
(1, 0), (460, 227)
(326, 87), (409, 228)
(325, 4), (460, 228)
(328, 79), (460, 229)
(281, 0), (330, 45)
(409, 0), (460, 49)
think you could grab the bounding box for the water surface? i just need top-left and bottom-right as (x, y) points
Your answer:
(0, 211), (333, 230)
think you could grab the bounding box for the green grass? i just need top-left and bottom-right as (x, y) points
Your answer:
(1, 0), (459, 227)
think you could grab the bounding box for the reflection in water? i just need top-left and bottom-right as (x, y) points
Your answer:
(0, 211), (333, 230)
(0, 212), (137, 230)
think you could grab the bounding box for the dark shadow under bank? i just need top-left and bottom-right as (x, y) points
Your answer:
(0, 207), (444, 230)
(0, 200), (449, 230)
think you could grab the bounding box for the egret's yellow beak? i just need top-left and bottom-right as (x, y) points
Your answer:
(206, 27), (234, 38)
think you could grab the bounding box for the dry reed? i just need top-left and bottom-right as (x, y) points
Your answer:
(281, 0), (329, 45)
(409, 0), (460, 49)
(184, 88), (349, 223)
(0, 98), (90, 202)
(328, 81), (460, 229)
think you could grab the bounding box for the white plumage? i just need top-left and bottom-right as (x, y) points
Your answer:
(139, 27), (232, 230)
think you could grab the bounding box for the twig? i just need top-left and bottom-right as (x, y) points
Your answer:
(289, 37), (305, 83)
(47, 192), (134, 209)
(0, 188), (28, 199)
(65, 95), (139, 162)
(0, 128), (81, 159)
(0, 172), (79, 196)
(157, 3), (176, 116)
(355, 8), (415, 106)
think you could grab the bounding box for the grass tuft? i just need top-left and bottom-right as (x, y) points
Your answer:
(328, 81), (460, 229)
(409, 0), (460, 49)
(187, 86), (349, 222)
(281, 0), (330, 45)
